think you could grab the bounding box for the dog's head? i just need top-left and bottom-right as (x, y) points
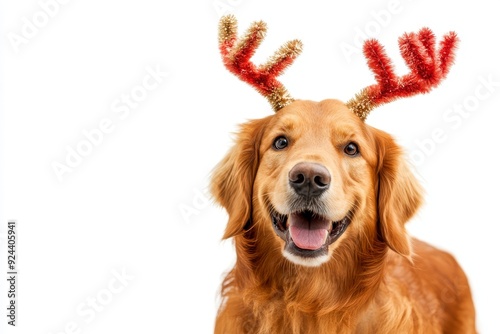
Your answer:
(212, 16), (456, 268)
(211, 99), (422, 267)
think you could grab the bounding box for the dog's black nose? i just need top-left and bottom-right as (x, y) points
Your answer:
(289, 162), (331, 197)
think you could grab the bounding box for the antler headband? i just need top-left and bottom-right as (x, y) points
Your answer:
(218, 15), (458, 120)
(218, 15), (302, 112)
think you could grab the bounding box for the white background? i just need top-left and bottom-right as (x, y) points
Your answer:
(1, 0), (499, 333)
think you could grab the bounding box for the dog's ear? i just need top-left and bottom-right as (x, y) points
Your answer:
(374, 128), (423, 257)
(211, 117), (269, 239)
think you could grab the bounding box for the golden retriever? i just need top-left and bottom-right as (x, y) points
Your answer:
(211, 99), (476, 333)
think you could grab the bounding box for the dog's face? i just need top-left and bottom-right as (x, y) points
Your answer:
(255, 100), (378, 266)
(212, 99), (422, 267)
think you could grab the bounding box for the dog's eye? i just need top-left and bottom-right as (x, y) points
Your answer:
(273, 136), (289, 150)
(344, 142), (359, 156)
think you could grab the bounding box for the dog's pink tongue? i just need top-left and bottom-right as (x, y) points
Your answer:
(289, 213), (329, 250)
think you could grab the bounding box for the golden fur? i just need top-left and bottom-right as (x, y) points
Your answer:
(211, 100), (476, 333)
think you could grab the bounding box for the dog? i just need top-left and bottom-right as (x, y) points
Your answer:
(211, 15), (476, 333)
(211, 100), (476, 333)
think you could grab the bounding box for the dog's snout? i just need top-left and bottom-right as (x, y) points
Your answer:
(289, 162), (331, 197)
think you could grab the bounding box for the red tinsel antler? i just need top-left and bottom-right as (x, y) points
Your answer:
(347, 28), (459, 120)
(219, 15), (303, 112)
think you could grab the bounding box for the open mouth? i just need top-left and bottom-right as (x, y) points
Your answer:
(271, 208), (352, 260)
